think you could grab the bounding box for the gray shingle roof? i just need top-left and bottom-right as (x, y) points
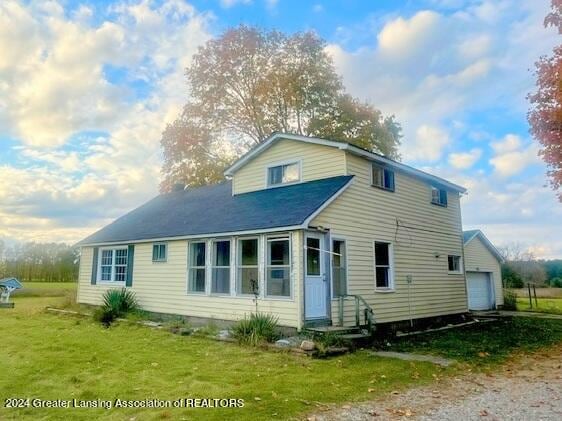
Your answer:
(77, 175), (353, 246)
(463, 230), (479, 243)
(463, 229), (504, 263)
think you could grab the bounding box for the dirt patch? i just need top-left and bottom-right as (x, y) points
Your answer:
(308, 344), (562, 420)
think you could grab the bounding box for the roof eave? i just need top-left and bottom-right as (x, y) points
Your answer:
(341, 144), (467, 193)
(77, 224), (307, 247)
(224, 132), (467, 194)
(464, 230), (505, 263)
(78, 175), (354, 248)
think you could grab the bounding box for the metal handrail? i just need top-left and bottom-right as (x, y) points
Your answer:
(337, 294), (375, 332)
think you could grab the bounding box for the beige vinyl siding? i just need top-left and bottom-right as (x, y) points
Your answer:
(77, 232), (303, 329)
(232, 138), (346, 194)
(464, 237), (503, 306)
(313, 153), (467, 325)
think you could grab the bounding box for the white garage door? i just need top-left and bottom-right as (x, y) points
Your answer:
(467, 272), (493, 310)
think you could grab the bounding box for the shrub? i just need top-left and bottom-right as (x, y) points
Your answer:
(93, 306), (118, 327)
(502, 264), (524, 288)
(192, 322), (219, 337)
(549, 277), (562, 288)
(313, 332), (351, 357)
(232, 313), (280, 346)
(503, 289), (517, 311)
(94, 288), (139, 327)
(102, 288), (139, 316)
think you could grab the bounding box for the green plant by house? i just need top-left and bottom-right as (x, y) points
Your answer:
(503, 289), (517, 310)
(93, 288), (139, 327)
(192, 321), (219, 337)
(313, 332), (351, 357)
(231, 313), (280, 346)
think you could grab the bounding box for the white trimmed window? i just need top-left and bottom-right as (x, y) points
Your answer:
(266, 236), (291, 297)
(448, 255), (462, 273)
(267, 162), (300, 186)
(211, 240), (231, 294)
(374, 241), (394, 290)
(99, 248), (128, 283)
(332, 239), (347, 297)
(188, 242), (206, 293)
(371, 164), (395, 192)
(431, 186), (448, 207)
(152, 243), (167, 262)
(237, 238), (259, 295)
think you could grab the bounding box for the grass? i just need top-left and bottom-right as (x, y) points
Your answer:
(388, 317), (562, 366)
(3, 292), (562, 420)
(0, 296), (444, 421)
(516, 297), (562, 315)
(11, 281), (77, 298)
(512, 287), (562, 298)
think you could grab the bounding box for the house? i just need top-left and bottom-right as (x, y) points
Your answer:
(463, 230), (505, 310)
(76, 133), (470, 331)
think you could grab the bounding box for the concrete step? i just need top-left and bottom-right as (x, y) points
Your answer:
(305, 325), (360, 335)
(339, 333), (371, 341)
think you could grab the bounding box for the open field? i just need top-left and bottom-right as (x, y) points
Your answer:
(516, 297), (562, 315)
(11, 281), (77, 298)
(512, 287), (562, 298)
(2, 290), (562, 420)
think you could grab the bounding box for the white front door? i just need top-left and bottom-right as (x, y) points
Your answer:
(305, 233), (328, 319)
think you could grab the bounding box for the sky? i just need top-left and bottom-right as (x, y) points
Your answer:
(0, 0), (561, 258)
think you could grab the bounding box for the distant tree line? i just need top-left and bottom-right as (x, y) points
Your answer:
(499, 243), (562, 288)
(0, 241), (78, 283)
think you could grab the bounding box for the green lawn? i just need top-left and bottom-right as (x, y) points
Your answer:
(3, 294), (562, 420)
(516, 297), (562, 315)
(11, 281), (77, 298)
(388, 317), (562, 365)
(0, 296), (443, 421)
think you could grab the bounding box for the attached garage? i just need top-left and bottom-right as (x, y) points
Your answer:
(463, 230), (504, 311)
(466, 271), (494, 310)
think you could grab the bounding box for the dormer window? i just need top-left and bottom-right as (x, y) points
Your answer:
(371, 164), (395, 192)
(431, 186), (448, 207)
(267, 161), (300, 187)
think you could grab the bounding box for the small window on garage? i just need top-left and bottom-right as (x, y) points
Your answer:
(448, 255), (462, 273)
(152, 243), (167, 262)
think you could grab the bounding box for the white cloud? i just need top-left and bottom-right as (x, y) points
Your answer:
(458, 34), (492, 59)
(220, 0), (252, 8)
(426, 167), (562, 259)
(326, 1), (558, 163)
(0, 0), (210, 149)
(0, 0), (212, 243)
(491, 133), (522, 154)
(489, 134), (540, 177)
(377, 11), (442, 58)
(313, 4), (324, 13)
(448, 148), (482, 169)
(266, 0), (279, 9)
(403, 124), (450, 162)
(0, 2), (129, 147)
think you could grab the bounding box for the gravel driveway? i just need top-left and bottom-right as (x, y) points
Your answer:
(308, 344), (562, 421)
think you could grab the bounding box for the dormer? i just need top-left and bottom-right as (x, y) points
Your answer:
(224, 132), (466, 198)
(224, 133), (347, 195)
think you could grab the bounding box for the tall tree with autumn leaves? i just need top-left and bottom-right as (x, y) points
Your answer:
(160, 26), (401, 192)
(528, 0), (562, 201)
